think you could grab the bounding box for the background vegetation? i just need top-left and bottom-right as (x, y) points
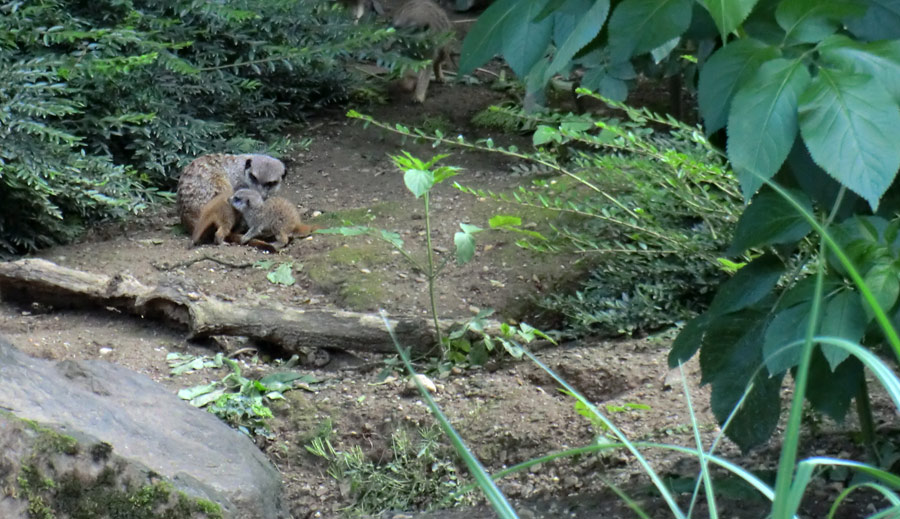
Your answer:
(0, 0), (397, 253)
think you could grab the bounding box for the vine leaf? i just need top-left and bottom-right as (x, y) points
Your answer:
(798, 68), (900, 210)
(698, 38), (778, 134)
(727, 189), (812, 255)
(727, 58), (810, 199)
(543, 0), (609, 82)
(702, 0), (759, 41)
(458, 0), (519, 75)
(607, 0), (693, 61)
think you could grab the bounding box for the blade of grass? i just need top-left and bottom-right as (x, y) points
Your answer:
(678, 363), (718, 519)
(828, 482), (900, 519)
(378, 310), (518, 519)
(521, 348), (687, 519)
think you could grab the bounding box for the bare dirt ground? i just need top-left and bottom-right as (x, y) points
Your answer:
(0, 7), (892, 518)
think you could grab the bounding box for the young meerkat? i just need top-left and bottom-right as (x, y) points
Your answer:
(230, 188), (317, 250)
(176, 153), (286, 234)
(191, 186), (240, 246)
(392, 0), (453, 103)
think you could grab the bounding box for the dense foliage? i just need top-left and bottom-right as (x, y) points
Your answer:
(459, 0), (900, 453)
(0, 0), (397, 253)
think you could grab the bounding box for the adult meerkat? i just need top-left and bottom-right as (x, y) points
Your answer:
(393, 0), (453, 103)
(230, 189), (316, 250)
(177, 153), (286, 234)
(191, 187), (240, 246)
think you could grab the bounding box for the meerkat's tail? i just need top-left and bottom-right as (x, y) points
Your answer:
(293, 224), (319, 238)
(225, 232), (278, 253)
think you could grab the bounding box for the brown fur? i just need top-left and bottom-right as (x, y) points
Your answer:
(176, 153), (286, 234)
(230, 189), (316, 250)
(393, 0), (453, 103)
(191, 187), (240, 246)
(337, 0), (383, 21)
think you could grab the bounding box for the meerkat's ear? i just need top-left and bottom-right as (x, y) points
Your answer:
(244, 158), (253, 171)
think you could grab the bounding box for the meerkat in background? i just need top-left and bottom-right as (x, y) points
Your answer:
(393, 0), (453, 103)
(177, 153), (286, 234)
(230, 189), (316, 250)
(337, 0), (384, 22)
(191, 187), (240, 246)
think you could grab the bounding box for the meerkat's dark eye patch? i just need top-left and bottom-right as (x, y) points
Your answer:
(244, 158), (253, 171)
(264, 181), (279, 189)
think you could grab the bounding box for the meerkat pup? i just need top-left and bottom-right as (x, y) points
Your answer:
(393, 0), (453, 103)
(230, 189), (316, 250)
(191, 186), (240, 246)
(177, 153), (286, 234)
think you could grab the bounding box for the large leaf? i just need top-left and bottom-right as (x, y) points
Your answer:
(458, 0), (519, 75)
(707, 253), (785, 315)
(727, 58), (811, 199)
(403, 169), (434, 198)
(775, 0), (865, 43)
(702, 0), (759, 40)
(819, 35), (900, 104)
(543, 0), (609, 81)
(727, 188), (813, 255)
(762, 301), (810, 375)
(798, 68), (900, 210)
(806, 349), (863, 422)
(607, 0), (693, 61)
(698, 38), (779, 134)
(701, 317), (784, 452)
(819, 289), (869, 369)
(500, 0), (555, 77)
(845, 0), (900, 40)
(669, 313), (712, 366)
(862, 257), (900, 317)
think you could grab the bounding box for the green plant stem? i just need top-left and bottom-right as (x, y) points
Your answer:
(856, 377), (877, 461)
(423, 192), (444, 350)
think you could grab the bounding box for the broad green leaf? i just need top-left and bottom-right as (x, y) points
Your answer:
(727, 189), (813, 255)
(698, 38), (779, 134)
(669, 312), (712, 366)
(544, 0), (609, 81)
(775, 0), (864, 43)
(581, 66), (630, 101)
(500, 0), (554, 77)
(550, 0), (594, 45)
(819, 290), (868, 369)
(806, 350), (863, 422)
(862, 258), (900, 317)
(798, 68), (900, 210)
(701, 317), (783, 452)
(489, 215), (523, 227)
(403, 168), (434, 198)
(379, 230), (404, 249)
(178, 382), (219, 401)
(845, 0), (900, 40)
(728, 58), (810, 199)
(708, 253), (785, 315)
(650, 36), (680, 63)
(763, 302), (810, 375)
(455, 231), (476, 265)
(190, 388), (226, 408)
(267, 263), (295, 286)
(458, 0), (518, 74)
(533, 125), (561, 146)
(608, 0), (694, 61)
(702, 0), (759, 40)
(819, 35), (900, 103)
(459, 223), (483, 234)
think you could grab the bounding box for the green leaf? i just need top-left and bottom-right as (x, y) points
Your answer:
(702, 0), (759, 40)
(543, 0), (609, 81)
(608, 0), (694, 61)
(500, 0), (555, 77)
(775, 0), (864, 43)
(862, 258), (900, 317)
(379, 230), (404, 249)
(798, 68), (900, 210)
(455, 231), (477, 265)
(698, 38), (779, 134)
(762, 302), (810, 375)
(727, 189), (813, 255)
(267, 263), (295, 286)
(845, 0), (900, 40)
(806, 350), (863, 422)
(819, 290), (869, 369)
(433, 166), (460, 184)
(459, 223), (483, 234)
(728, 58), (811, 199)
(403, 169), (434, 198)
(708, 253), (785, 315)
(178, 382), (219, 401)
(669, 313), (712, 366)
(533, 125), (561, 146)
(819, 35), (900, 103)
(489, 215), (523, 227)
(458, 0), (522, 75)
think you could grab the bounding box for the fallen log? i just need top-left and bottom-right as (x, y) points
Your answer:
(0, 258), (441, 357)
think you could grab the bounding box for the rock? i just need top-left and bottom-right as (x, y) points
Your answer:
(0, 336), (285, 519)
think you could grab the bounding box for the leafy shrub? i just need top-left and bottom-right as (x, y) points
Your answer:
(351, 99), (739, 336)
(0, 0), (398, 253)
